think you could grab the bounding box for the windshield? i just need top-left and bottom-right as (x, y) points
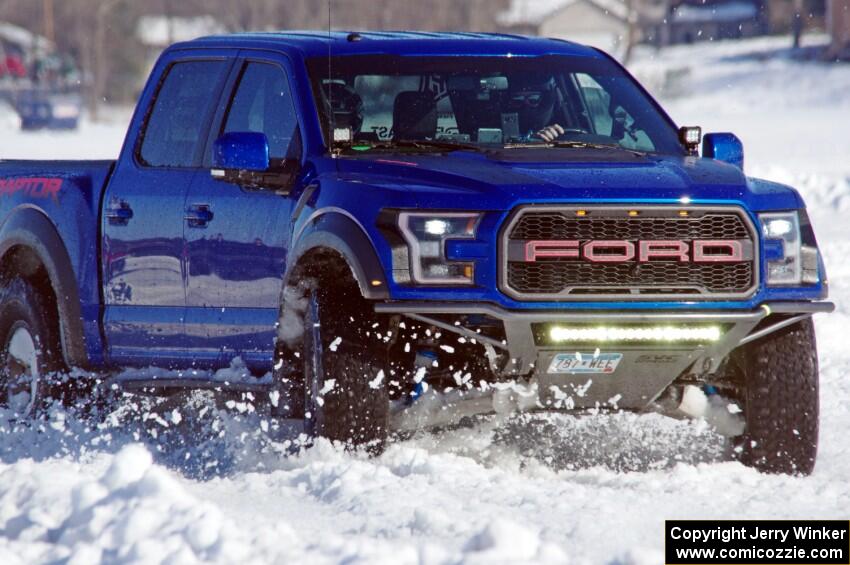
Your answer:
(307, 55), (684, 156)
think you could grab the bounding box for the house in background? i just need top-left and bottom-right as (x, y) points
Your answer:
(767, 0), (832, 33)
(136, 15), (225, 74)
(667, 1), (762, 44)
(498, 0), (766, 52)
(827, 0), (850, 57)
(497, 0), (635, 56)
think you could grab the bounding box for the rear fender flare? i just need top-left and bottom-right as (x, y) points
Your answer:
(0, 207), (86, 367)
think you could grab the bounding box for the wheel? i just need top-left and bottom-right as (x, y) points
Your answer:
(737, 318), (819, 475)
(293, 278), (390, 451)
(0, 277), (64, 418)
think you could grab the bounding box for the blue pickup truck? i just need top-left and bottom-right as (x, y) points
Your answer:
(0, 31), (833, 473)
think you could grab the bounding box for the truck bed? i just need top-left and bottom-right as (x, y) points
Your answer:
(0, 159), (116, 366)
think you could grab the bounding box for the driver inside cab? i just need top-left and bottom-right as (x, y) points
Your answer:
(506, 76), (569, 142)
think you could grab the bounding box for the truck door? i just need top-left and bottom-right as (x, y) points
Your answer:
(102, 57), (231, 366)
(184, 56), (302, 369)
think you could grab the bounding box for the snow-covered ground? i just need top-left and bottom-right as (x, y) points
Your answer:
(0, 35), (849, 564)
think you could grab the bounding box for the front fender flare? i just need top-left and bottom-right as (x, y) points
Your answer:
(286, 210), (389, 300)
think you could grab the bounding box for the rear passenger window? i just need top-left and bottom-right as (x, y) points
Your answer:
(139, 60), (227, 168)
(222, 62), (300, 162)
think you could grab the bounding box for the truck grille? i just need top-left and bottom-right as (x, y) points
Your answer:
(500, 206), (759, 300)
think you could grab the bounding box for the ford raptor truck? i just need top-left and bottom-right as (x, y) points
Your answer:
(0, 32), (833, 474)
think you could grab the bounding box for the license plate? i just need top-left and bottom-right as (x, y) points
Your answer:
(547, 352), (623, 374)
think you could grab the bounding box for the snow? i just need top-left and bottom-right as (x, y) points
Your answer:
(0, 107), (130, 161)
(1, 34), (850, 564)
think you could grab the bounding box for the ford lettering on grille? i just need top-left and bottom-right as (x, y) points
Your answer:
(500, 207), (759, 300)
(522, 239), (746, 263)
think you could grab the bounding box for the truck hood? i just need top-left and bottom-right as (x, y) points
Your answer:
(331, 148), (803, 211)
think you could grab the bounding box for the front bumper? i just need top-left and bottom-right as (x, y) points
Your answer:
(376, 300), (835, 410)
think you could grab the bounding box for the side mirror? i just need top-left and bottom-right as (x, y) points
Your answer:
(702, 132), (744, 171)
(211, 132), (297, 193)
(212, 131), (270, 171)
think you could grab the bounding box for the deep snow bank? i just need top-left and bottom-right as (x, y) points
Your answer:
(0, 441), (586, 564)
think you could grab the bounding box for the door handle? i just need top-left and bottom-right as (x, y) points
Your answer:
(185, 204), (214, 228)
(106, 201), (133, 225)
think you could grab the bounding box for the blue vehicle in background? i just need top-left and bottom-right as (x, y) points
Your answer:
(15, 89), (82, 130)
(0, 31), (833, 474)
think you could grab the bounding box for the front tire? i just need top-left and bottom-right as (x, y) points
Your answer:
(738, 318), (819, 475)
(296, 279), (390, 451)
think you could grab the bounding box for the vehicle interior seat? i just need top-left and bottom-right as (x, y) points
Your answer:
(393, 91), (437, 140)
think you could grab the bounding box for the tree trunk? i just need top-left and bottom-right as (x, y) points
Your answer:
(89, 0), (123, 121)
(621, 0), (638, 65)
(792, 0), (805, 48)
(660, 0), (672, 47)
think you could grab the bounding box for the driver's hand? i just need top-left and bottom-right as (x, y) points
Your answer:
(535, 124), (565, 142)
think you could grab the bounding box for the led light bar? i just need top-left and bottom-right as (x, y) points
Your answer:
(549, 325), (722, 343)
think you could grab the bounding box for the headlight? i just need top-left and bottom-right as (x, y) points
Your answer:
(398, 212), (481, 284)
(759, 211), (817, 285)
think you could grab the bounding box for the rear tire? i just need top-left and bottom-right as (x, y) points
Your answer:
(738, 318), (819, 475)
(0, 277), (64, 418)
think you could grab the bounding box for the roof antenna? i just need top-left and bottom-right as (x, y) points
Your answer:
(327, 0), (333, 150)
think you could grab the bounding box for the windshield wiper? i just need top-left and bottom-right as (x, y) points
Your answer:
(552, 140), (649, 157)
(335, 138), (647, 157)
(396, 139), (482, 152)
(504, 140), (614, 150)
(334, 139), (482, 154)
(554, 140), (611, 149)
(502, 139), (647, 157)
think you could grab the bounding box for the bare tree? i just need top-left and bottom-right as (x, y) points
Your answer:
(792, 0), (805, 48)
(621, 0), (639, 65)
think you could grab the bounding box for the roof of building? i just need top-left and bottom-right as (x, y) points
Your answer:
(185, 30), (602, 59)
(498, 0), (629, 26)
(0, 22), (52, 52)
(136, 15), (226, 47)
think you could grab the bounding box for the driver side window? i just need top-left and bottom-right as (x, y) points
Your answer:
(575, 73), (655, 152)
(222, 62), (301, 163)
(576, 74), (613, 136)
